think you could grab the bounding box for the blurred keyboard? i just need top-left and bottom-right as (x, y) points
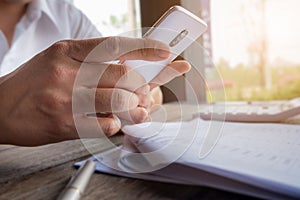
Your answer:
(194, 98), (300, 122)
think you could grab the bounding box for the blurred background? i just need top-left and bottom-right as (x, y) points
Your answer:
(73, 0), (300, 101)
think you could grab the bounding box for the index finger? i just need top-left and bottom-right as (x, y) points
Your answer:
(67, 37), (170, 63)
(149, 60), (191, 89)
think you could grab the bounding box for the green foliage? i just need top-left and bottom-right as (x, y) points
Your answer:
(209, 62), (300, 101)
(109, 14), (128, 29)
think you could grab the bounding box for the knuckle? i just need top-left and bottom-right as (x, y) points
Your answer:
(130, 93), (139, 107)
(107, 64), (129, 82)
(49, 64), (65, 81)
(105, 37), (121, 59)
(48, 64), (76, 83)
(46, 92), (71, 111)
(112, 90), (126, 110)
(117, 65), (129, 80)
(138, 95), (148, 107)
(111, 90), (138, 111)
(94, 89), (106, 107)
(48, 40), (71, 56)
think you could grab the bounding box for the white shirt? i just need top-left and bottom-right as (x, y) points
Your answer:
(0, 0), (101, 76)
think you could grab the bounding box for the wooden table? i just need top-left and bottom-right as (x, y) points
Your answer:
(0, 103), (299, 200)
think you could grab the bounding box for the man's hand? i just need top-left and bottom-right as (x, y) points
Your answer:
(0, 37), (172, 146)
(137, 60), (191, 111)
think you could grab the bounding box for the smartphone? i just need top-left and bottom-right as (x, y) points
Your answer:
(124, 5), (207, 82)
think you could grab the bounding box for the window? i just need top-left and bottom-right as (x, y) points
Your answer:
(73, 0), (141, 36)
(72, 1), (300, 102)
(208, 0), (300, 101)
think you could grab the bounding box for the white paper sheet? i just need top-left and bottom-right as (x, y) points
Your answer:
(121, 119), (300, 198)
(76, 118), (300, 199)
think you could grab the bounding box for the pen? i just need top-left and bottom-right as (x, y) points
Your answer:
(57, 160), (96, 200)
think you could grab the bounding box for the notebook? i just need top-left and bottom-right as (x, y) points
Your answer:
(76, 118), (300, 199)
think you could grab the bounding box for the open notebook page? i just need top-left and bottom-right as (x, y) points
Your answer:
(122, 118), (300, 198)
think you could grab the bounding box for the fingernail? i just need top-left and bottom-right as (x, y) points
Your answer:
(157, 49), (169, 59)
